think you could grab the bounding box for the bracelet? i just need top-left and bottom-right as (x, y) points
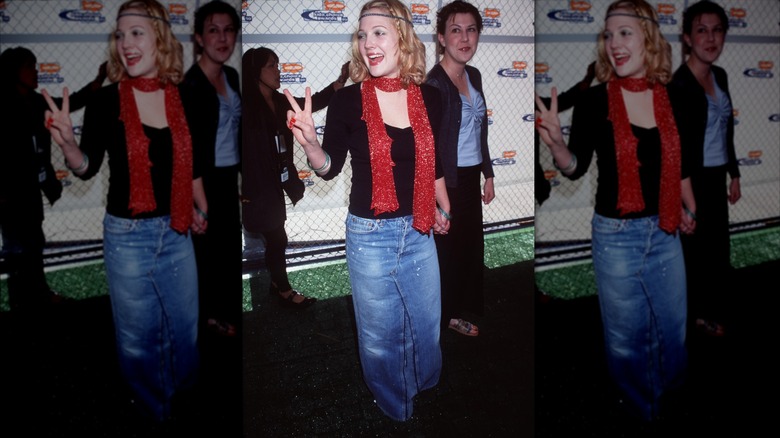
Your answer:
(307, 151), (331, 173)
(66, 152), (88, 174)
(437, 207), (452, 221)
(553, 152), (577, 174)
(195, 207), (208, 220)
(684, 206), (696, 221)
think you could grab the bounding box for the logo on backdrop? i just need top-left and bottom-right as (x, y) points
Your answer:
(523, 114), (534, 123)
(738, 150), (762, 166)
(487, 109), (494, 126)
(38, 63), (64, 84)
(301, 1), (348, 23)
(743, 60), (774, 79)
(546, 0), (594, 23)
(498, 61), (528, 79)
(280, 62), (307, 84)
(410, 4), (431, 26)
(59, 0), (106, 23)
(492, 150), (516, 166)
(298, 170), (315, 187)
(727, 7), (748, 29)
(655, 3), (677, 26)
(1, 1), (10, 23)
(481, 8), (501, 28)
(769, 114), (780, 122)
(733, 109), (739, 126)
(241, 1), (253, 22)
(167, 3), (189, 26)
(535, 62), (552, 84)
(544, 169), (561, 188)
(316, 126), (326, 136)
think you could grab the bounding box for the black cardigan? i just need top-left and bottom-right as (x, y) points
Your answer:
(425, 63), (494, 188)
(669, 64), (740, 179)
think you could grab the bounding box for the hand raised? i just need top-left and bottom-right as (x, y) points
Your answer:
(283, 87), (320, 148)
(42, 87), (76, 149)
(534, 87), (564, 150)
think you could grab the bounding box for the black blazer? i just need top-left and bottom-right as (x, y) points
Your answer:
(669, 63), (740, 179)
(425, 63), (494, 188)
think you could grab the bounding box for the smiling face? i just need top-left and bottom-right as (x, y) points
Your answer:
(357, 10), (401, 79)
(196, 12), (237, 67)
(685, 12), (725, 66)
(438, 12), (480, 65)
(115, 10), (159, 79)
(603, 11), (647, 79)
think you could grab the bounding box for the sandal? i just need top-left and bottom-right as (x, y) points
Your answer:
(448, 318), (479, 337)
(274, 289), (317, 309)
(695, 318), (725, 337)
(207, 318), (237, 337)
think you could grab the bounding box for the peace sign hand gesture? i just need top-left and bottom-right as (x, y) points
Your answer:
(283, 87), (320, 149)
(534, 87), (565, 150)
(41, 87), (77, 150)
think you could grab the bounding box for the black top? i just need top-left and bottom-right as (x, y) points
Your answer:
(425, 63), (493, 188)
(78, 83), (201, 219)
(321, 82), (443, 219)
(669, 63), (740, 179)
(566, 82), (690, 219)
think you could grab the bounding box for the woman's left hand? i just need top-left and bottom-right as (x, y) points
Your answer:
(192, 207), (208, 234)
(482, 178), (495, 205)
(433, 209), (450, 235)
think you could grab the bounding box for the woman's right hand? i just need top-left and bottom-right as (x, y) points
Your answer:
(283, 87), (319, 149)
(534, 87), (565, 150)
(42, 87), (76, 149)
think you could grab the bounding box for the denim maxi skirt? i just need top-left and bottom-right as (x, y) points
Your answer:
(345, 213), (442, 421)
(591, 213), (687, 421)
(103, 213), (199, 421)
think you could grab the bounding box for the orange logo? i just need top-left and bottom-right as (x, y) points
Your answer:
(0, 1), (6, 9)
(535, 63), (549, 73)
(483, 8), (500, 18)
(502, 151), (517, 159)
(281, 62), (303, 73)
(324, 1), (345, 12)
(657, 4), (675, 14)
(759, 61), (774, 70)
(569, 0), (591, 12)
(169, 4), (187, 15)
(732, 109), (739, 117)
(486, 109), (493, 117)
(748, 150), (762, 159)
(411, 4), (429, 14)
(298, 170), (312, 179)
(544, 170), (558, 180)
(729, 8), (746, 18)
(513, 61), (527, 70)
(55, 170), (70, 180)
(242, 2), (249, 10)
(39, 63), (61, 73)
(81, 0), (102, 11)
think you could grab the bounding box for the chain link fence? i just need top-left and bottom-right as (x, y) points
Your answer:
(534, 0), (780, 295)
(241, 0), (536, 276)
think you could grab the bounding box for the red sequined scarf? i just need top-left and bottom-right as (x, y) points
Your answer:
(607, 77), (681, 233)
(361, 77), (436, 233)
(119, 77), (193, 233)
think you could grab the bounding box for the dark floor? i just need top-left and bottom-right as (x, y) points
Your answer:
(2, 258), (775, 436)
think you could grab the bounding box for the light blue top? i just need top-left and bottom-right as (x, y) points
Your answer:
(703, 72), (731, 167)
(214, 76), (241, 167)
(457, 71), (485, 167)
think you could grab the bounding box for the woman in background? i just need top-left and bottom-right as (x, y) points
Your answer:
(426, 0), (494, 337)
(670, 0), (740, 338)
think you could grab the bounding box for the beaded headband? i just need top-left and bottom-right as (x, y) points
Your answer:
(117, 12), (171, 26)
(359, 12), (413, 26)
(606, 12), (659, 26)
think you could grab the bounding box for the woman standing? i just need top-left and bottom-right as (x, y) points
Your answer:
(180, 0), (241, 337)
(536, 0), (696, 422)
(43, 0), (207, 421)
(425, 0), (494, 337)
(670, 0), (739, 338)
(284, 0), (451, 421)
(241, 47), (347, 308)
